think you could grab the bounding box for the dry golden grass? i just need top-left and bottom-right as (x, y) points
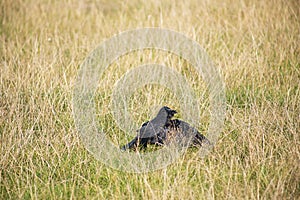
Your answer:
(1, 0), (299, 199)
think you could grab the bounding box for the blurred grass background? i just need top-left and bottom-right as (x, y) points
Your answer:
(1, 0), (299, 199)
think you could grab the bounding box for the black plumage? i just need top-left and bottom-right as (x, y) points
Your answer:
(121, 106), (210, 151)
(121, 106), (176, 151)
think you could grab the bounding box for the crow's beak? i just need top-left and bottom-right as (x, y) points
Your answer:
(170, 110), (177, 116)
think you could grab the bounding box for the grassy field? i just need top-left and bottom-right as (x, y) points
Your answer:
(1, 0), (299, 199)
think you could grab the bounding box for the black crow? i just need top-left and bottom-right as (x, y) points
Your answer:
(120, 107), (210, 151)
(121, 106), (177, 151)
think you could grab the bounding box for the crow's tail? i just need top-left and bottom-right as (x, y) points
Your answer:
(121, 137), (138, 151)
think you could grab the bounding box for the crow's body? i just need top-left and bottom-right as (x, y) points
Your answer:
(121, 106), (176, 151)
(121, 106), (210, 151)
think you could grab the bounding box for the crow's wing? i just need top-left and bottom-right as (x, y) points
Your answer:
(170, 119), (211, 146)
(138, 107), (169, 138)
(138, 117), (166, 138)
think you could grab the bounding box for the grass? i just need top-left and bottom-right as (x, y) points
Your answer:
(1, 0), (299, 199)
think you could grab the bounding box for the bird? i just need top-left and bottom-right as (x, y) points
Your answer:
(121, 106), (177, 151)
(120, 106), (210, 151)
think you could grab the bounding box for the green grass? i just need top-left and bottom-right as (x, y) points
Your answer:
(1, 0), (299, 199)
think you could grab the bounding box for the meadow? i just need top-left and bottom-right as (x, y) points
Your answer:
(1, 0), (299, 199)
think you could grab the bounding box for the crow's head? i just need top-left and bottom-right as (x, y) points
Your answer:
(162, 106), (177, 118)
